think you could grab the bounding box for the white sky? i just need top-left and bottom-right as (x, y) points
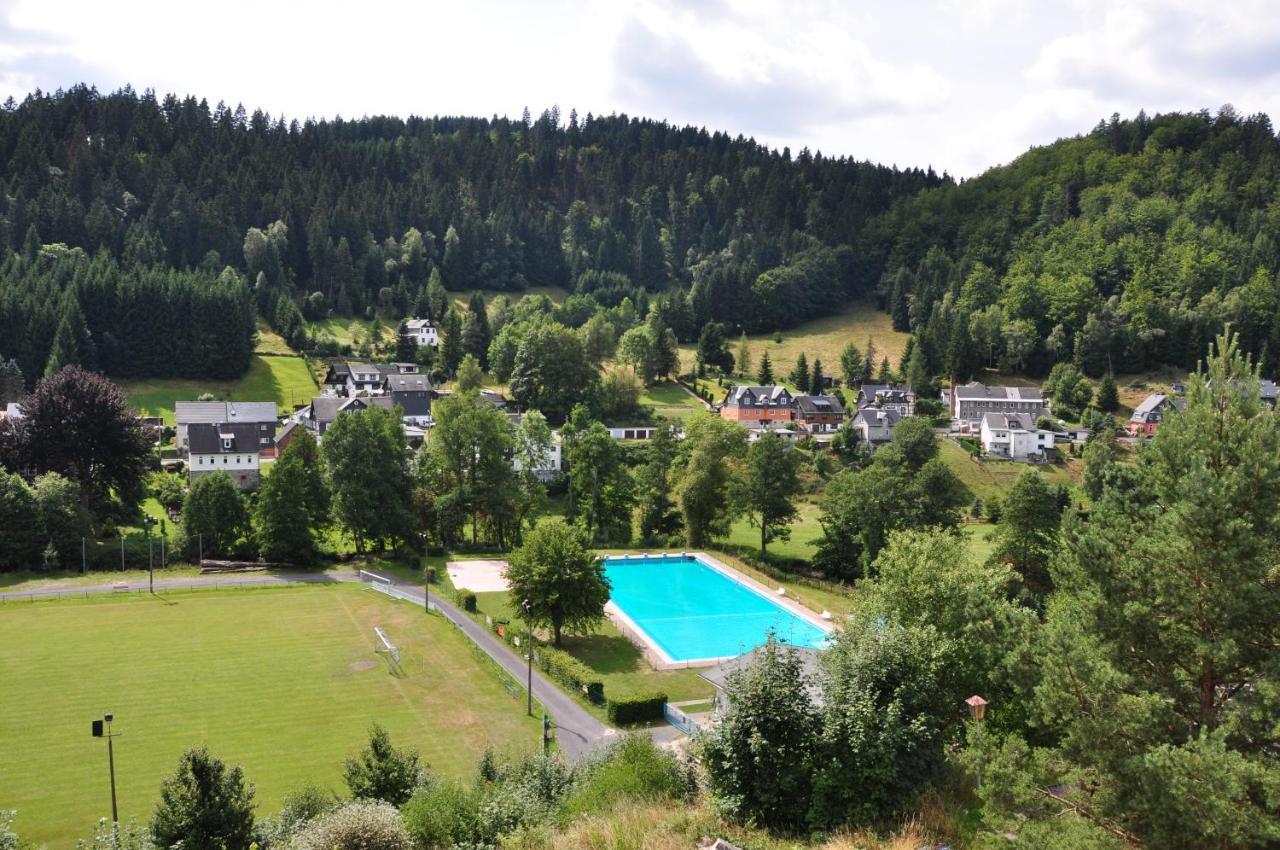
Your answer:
(1, 0), (1278, 177)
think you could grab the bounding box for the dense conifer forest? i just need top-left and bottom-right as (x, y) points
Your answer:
(1, 87), (1279, 385)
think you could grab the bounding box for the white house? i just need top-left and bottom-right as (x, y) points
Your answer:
(979, 413), (1055, 460)
(187, 422), (262, 488)
(512, 436), (563, 481)
(402, 318), (439, 347)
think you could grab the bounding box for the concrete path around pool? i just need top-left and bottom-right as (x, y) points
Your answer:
(447, 559), (511, 592)
(603, 552), (838, 671)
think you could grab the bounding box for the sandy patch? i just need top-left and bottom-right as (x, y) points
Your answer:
(447, 559), (510, 592)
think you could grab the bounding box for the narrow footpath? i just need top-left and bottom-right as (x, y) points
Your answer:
(0, 570), (617, 760)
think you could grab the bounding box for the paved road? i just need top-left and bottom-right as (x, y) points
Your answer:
(1, 570), (617, 760)
(385, 577), (614, 760)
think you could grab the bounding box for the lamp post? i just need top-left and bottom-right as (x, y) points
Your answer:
(91, 712), (120, 825)
(521, 598), (533, 716)
(419, 532), (430, 613)
(145, 517), (157, 593)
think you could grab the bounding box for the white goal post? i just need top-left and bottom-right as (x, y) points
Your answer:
(374, 626), (401, 665)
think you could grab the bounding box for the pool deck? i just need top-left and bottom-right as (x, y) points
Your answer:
(603, 552), (837, 670)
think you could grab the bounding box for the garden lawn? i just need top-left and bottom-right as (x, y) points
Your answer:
(679, 302), (909, 384)
(637, 382), (707, 420)
(253, 320), (295, 355)
(723, 501), (824, 562)
(0, 584), (539, 847)
(937, 438), (1081, 503)
(118, 355), (317, 424)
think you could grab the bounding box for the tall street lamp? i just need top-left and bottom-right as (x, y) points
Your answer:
(91, 712), (120, 824)
(521, 598), (533, 716)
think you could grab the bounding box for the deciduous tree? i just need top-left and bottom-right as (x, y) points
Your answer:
(506, 518), (610, 645)
(150, 747), (255, 850)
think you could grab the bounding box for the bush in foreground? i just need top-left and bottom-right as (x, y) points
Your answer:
(290, 800), (410, 850)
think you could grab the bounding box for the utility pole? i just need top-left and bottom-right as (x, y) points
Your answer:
(522, 598), (533, 716)
(119, 536), (125, 572)
(198, 533), (203, 568)
(91, 712), (120, 825)
(81, 537), (86, 575)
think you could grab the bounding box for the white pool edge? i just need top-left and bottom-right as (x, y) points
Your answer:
(603, 552), (836, 670)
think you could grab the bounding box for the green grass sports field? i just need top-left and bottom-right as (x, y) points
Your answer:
(0, 584), (539, 847)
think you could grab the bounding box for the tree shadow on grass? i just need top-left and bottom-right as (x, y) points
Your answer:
(561, 633), (644, 675)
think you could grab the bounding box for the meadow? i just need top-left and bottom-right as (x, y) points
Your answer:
(118, 355), (318, 424)
(679, 303), (910, 386)
(636, 382), (707, 420)
(936, 438), (1082, 504)
(0, 584), (540, 847)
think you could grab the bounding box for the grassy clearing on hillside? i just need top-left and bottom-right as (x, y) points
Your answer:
(680, 303), (909, 384)
(450, 286), (569, 313)
(638, 382), (707, 420)
(306, 317), (396, 348)
(253, 320), (295, 355)
(937, 438), (1081, 503)
(119, 355), (317, 424)
(0, 584), (539, 847)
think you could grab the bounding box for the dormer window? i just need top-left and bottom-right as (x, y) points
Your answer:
(222, 438), (232, 450)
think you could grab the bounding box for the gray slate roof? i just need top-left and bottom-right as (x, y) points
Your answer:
(725, 385), (791, 406)
(187, 422), (264, 454)
(174, 400), (276, 425)
(794, 394), (845, 416)
(953, 382), (1043, 403)
(384, 374), (432, 393)
(1130, 393), (1168, 422)
(981, 412), (1038, 431)
(701, 645), (826, 706)
(852, 406), (902, 428)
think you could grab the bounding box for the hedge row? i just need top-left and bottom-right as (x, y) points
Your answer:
(606, 692), (667, 725)
(455, 590), (477, 612)
(536, 646), (605, 705)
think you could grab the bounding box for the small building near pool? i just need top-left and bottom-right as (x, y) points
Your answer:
(700, 645), (826, 712)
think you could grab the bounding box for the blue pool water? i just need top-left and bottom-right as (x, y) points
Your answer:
(603, 554), (830, 662)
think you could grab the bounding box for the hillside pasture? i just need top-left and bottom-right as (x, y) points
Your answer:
(680, 303), (909, 385)
(937, 438), (1081, 503)
(119, 354), (318, 424)
(0, 585), (539, 847)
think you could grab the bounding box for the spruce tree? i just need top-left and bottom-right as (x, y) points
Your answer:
(758, 351), (774, 385)
(439, 308), (464, 377)
(736, 332), (752, 378)
(877, 356), (894, 383)
(839, 341), (862, 387)
(0, 357), (24, 403)
(1097, 371), (1119, 412)
(790, 352), (809, 389)
(809, 358), (825, 395)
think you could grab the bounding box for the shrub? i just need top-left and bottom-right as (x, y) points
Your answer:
(290, 800), (410, 850)
(402, 781), (483, 849)
(537, 646), (605, 704)
(566, 734), (685, 816)
(456, 590), (477, 612)
(606, 692), (667, 725)
(344, 724), (425, 806)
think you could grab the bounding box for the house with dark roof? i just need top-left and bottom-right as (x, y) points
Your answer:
(792, 394), (845, 432)
(851, 406), (901, 445)
(174, 401), (276, 455)
(855, 384), (915, 416)
(188, 422), (263, 488)
(719, 385), (795, 423)
(381, 373), (433, 425)
(298, 395), (396, 437)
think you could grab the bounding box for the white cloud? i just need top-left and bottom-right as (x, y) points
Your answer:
(0, 0), (1274, 176)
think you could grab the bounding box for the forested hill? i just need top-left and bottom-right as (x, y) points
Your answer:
(4, 87), (1280, 387)
(0, 84), (944, 382)
(876, 108), (1280, 379)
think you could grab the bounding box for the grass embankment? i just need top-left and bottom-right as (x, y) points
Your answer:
(0, 584), (540, 847)
(119, 354), (318, 424)
(937, 438), (1081, 504)
(680, 303), (909, 386)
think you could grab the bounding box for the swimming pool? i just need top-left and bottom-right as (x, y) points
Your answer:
(603, 553), (832, 664)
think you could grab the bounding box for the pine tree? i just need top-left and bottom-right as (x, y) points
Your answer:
(1097, 371), (1119, 412)
(861, 339), (877, 382)
(463, 291), (491, 366)
(877, 356), (894, 383)
(809, 358), (825, 395)
(440, 308), (464, 377)
(0, 357), (24, 403)
(45, 309), (81, 376)
(425, 268), (449, 320)
(790, 352), (809, 389)
(758, 351), (774, 385)
(839, 341), (862, 387)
